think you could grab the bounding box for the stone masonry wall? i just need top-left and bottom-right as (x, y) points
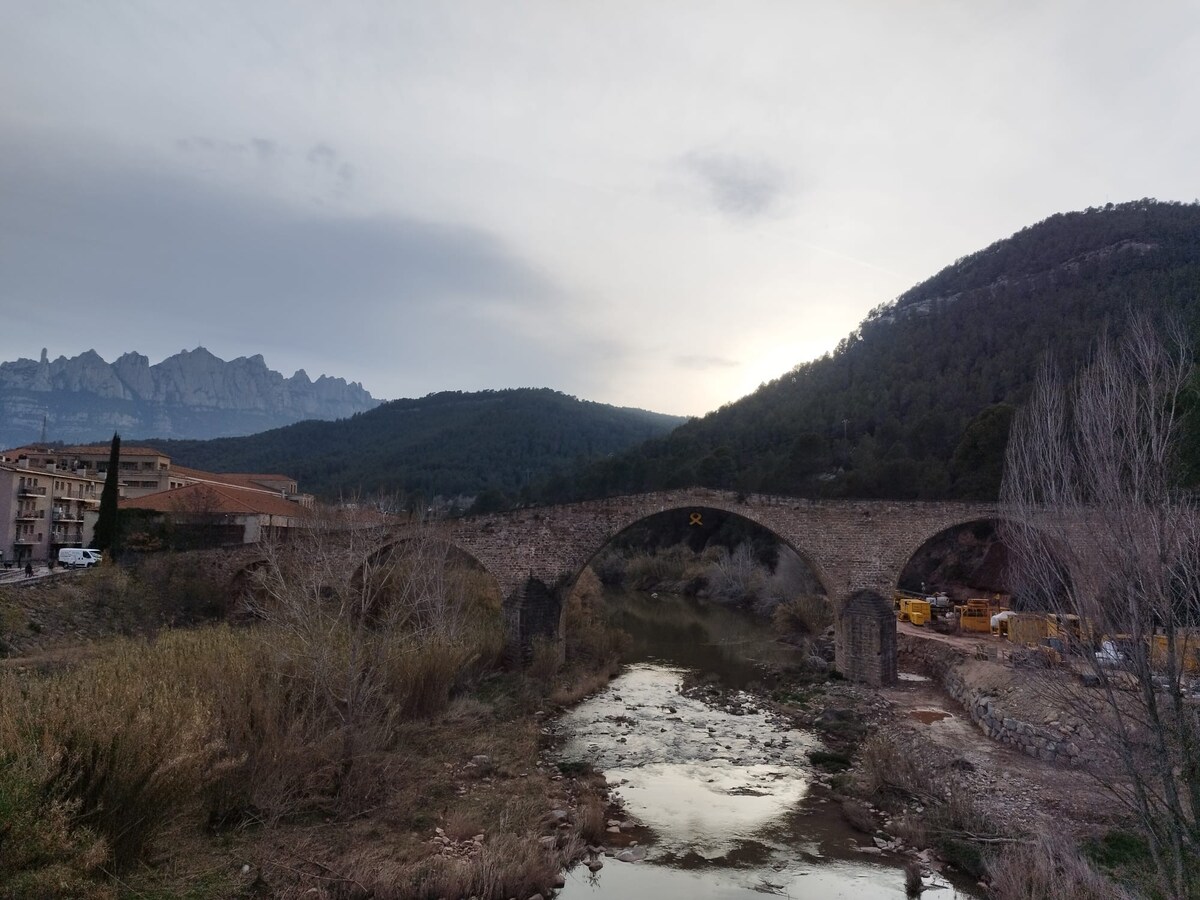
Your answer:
(898, 634), (1097, 768)
(443, 489), (1003, 601)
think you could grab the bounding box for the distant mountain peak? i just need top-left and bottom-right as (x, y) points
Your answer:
(0, 348), (380, 447)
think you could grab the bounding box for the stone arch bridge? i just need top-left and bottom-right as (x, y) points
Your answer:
(213, 489), (1022, 682)
(425, 489), (1004, 658)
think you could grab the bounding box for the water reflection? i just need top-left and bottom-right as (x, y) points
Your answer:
(554, 590), (983, 899)
(606, 591), (804, 688)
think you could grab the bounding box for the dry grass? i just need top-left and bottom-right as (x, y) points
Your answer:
(376, 832), (570, 900)
(854, 733), (934, 804)
(0, 636), (229, 873)
(0, 543), (511, 894)
(237, 702), (594, 900)
(986, 832), (1134, 899)
(852, 733), (1006, 880)
(772, 593), (833, 640)
(575, 794), (609, 845)
(904, 859), (924, 897)
(0, 525), (618, 899)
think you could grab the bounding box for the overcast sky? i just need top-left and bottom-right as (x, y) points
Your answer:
(2, 2), (1198, 416)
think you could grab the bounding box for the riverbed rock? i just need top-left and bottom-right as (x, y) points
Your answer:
(470, 754), (494, 774)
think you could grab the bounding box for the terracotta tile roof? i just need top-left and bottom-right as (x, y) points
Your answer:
(169, 466), (297, 492)
(119, 482), (310, 519)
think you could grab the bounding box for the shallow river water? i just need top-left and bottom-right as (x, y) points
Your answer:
(553, 592), (982, 899)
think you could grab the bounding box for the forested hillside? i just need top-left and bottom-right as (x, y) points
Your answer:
(538, 200), (1200, 503)
(151, 389), (685, 503)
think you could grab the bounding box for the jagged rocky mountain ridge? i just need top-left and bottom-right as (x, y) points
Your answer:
(0, 347), (379, 447)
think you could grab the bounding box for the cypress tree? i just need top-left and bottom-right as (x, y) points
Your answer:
(92, 432), (121, 554)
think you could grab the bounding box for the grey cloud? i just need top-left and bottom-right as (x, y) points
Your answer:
(307, 142), (338, 168)
(0, 142), (558, 395)
(675, 354), (740, 370)
(682, 152), (789, 220)
(251, 138), (278, 162)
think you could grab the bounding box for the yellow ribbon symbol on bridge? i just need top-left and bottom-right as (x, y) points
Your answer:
(688, 512), (703, 526)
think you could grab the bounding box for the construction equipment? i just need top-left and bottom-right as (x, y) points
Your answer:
(1150, 632), (1200, 674)
(897, 597), (932, 626)
(959, 599), (993, 634)
(1007, 613), (1051, 645)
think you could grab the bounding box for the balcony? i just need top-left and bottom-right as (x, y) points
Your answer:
(52, 512), (83, 523)
(13, 536), (38, 545)
(17, 485), (46, 497)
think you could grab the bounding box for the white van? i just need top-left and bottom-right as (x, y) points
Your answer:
(58, 548), (102, 568)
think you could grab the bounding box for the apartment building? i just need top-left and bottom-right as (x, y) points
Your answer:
(0, 444), (183, 499)
(0, 461), (103, 565)
(1, 443), (312, 552)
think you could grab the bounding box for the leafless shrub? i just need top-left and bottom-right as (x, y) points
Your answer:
(904, 859), (924, 897)
(854, 734), (935, 804)
(986, 831), (1134, 900)
(772, 593), (833, 640)
(242, 506), (506, 809)
(706, 544), (766, 603)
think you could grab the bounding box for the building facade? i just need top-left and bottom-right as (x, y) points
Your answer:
(1, 443), (312, 552)
(0, 461), (102, 565)
(0, 445), (182, 499)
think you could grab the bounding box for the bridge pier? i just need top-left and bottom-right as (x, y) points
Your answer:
(506, 576), (566, 662)
(834, 590), (898, 686)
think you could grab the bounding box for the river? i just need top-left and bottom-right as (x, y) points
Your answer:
(553, 590), (983, 899)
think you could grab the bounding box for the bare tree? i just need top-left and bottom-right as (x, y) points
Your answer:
(246, 504), (501, 805)
(1002, 316), (1200, 896)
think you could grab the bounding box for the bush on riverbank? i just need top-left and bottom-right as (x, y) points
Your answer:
(986, 832), (1137, 900)
(771, 593), (833, 643)
(528, 567), (631, 706)
(0, 521), (630, 898)
(0, 519), (527, 896)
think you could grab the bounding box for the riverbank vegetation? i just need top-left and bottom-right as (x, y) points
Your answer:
(0, 514), (629, 899)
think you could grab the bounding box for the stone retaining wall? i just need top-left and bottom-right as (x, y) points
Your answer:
(898, 634), (1096, 768)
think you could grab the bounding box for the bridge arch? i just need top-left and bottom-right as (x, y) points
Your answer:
(567, 502), (835, 597)
(893, 515), (1076, 611)
(546, 503), (835, 657)
(353, 534), (505, 623)
(895, 517), (1014, 599)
